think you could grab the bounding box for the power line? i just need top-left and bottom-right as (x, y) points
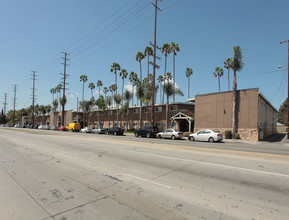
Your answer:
(31, 70), (38, 124)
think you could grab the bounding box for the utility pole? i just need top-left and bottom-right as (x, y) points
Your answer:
(31, 71), (37, 125)
(280, 39), (289, 139)
(151, 0), (162, 126)
(3, 93), (8, 115)
(12, 84), (18, 124)
(61, 52), (70, 126)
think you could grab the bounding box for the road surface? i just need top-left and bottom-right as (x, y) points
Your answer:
(0, 128), (289, 220)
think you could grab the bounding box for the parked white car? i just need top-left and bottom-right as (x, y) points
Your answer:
(92, 127), (107, 134)
(157, 129), (183, 140)
(80, 127), (92, 133)
(188, 129), (223, 143)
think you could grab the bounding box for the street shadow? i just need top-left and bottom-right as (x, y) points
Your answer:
(261, 133), (286, 142)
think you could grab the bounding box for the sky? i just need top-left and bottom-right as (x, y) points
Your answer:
(1, 0), (289, 113)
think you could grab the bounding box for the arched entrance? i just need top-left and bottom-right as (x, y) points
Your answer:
(170, 112), (194, 132)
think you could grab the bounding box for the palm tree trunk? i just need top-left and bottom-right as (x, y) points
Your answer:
(166, 93), (169, 129)
(232, 71), (237, 138)
(218, 75), (221, 92)
(147, 56), (150, 78)
(115, 72), (117, 95)
(188, 77), (190, 100)
(82, 82), (84, 101)
(163, 55), (167, 104)
(122, 79), (124, 106)
(140, 63), (142, 81)
(139, 101), (142, 128)
(228, 69), (230, 91)
(173, 54), (176, 103)
(132, 86), (134, 106)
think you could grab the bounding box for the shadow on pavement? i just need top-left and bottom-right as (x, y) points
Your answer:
(262, 133), (286, 142)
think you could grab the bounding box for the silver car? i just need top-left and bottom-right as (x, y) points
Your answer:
(80, 127), (92, 133)
(157, 129), (183, 140)
(92, 127), (107, 134)
(188, 129), (223, 143)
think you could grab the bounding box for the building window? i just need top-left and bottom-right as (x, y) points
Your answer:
(144, 108), (151, 113)
(169, 105), (177, 112)
(144, 122), (151, 126)
(109, 122), (112, 127)
(155, 106), (162, 112)
(133, 122), (138, 127)
(155, 122), (162, 128)
(114, 122), (119, 127)
(133, 109), (139, 114)
(116, 110), (120, 115)
(109, 111), (113, 115)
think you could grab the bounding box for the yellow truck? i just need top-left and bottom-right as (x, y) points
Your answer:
(66, 123), (81, 132)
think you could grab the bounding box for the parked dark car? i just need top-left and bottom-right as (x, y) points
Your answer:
(106, 127), (124, 135)
(134, 125), (159, 138)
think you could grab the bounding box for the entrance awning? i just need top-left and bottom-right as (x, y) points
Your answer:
(170, 112), (194, 132)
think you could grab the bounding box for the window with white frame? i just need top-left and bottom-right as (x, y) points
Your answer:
(155, 106), (162, 112)
(109, 122), (112, 127)
(133, 122), (138, 127)
(133, 108), (139, 114)
(144, 108), (151, 113)
(144, 122), (151, 126)
(169, 105), (177, 112)
(114, 122), (119, 127)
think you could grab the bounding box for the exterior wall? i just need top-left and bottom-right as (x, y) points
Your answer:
(258, 95), (278, 138)
(194, 88), (275, 141)
(49, 111), (80, 126)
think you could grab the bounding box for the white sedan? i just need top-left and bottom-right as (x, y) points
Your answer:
(80, 127), (92, 133)
(188, 129), (223, 143)
(157, 129), (183, 140)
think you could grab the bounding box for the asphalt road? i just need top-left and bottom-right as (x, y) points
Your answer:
(1, 128), (289, 220)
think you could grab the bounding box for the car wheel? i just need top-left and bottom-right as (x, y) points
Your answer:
(146, 132), (150, 138)
(158, 135), (162, 139)
(188, 136), (191, 141)
(171, 135), (176, 140)
(135, 132), (139, 137)
(209, 137), (214, 143)
(114, 132), (117, 136)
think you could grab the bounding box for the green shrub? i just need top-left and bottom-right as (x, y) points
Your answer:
(225, 130), (232, 139)
(235, 133), (240, 139)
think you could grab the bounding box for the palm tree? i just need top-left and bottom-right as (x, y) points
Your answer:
(136, 51), (145, 81)
(110, 62), (121, 95)
(56, 84), (62, 112)
(123, 90), (132, 130)
(163, 81), (184, 129)
(114, 94), (122, 127)
(79, 99), (94, 128)
(80, 75), (88, 101)
(120, 69), (128, 105)
(103, 87), (108, 99)
(161, 43), (171, 103)
(185, 67), (193, 100)
(170, 42), (180, 103)
(231, 46), (244, 138)
(136, 82), (145, 128)
(95, 95), (106, 128)
(106, 96), (112, 128)
(50, 88), (56, 104)
(224, 57), (232, 91)
(97, 80), (103, 99)
(111, 84), (117, 108)
(213, 67), (224, 92)
(39, 105), (46, 124)
(129, 71), (138, 106)
(157, 75), (163, 104)
(144, 46), (153, 78)
(88, 82), (95, 98)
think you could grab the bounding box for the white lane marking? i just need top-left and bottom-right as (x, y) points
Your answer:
(57, 153), (73, 159)
(124, 174), (173, 190)
(123, 150), (289, 178)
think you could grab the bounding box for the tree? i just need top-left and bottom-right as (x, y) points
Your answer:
(163, 81), (184, 129)
(161, 43), (171, 103)
(213, 67), (224, 92)
(170, 42), (180, 103)
(96, 80), (103, 99)
(80, 75), (88, 101)
(136, 82), (145, 128)
(278, 98), (288, 124)
(136, 51), (145, 81)
(122, 90), (132, 131)
(45, 105), (52, 117)
(56, 84), (62, 112)
(79, 98), (94, 128)
(95, 95), (106, 128)
(88, 82), (95, 98)
(144, 46), (153, 78)
(120, 69), (128, 105)
(231, 46), (244, 138)
(110, 63), (121, 95)
(129, 71), (138, 106)
(50, 88), (56, 103)
(185, 67), (193, 99)
(224, 57), (232, 91)
(114, 94), (122, 127)
(103, 87), (108, 99)
(157, 75), (164, 104)
(106, 96), (112, 128)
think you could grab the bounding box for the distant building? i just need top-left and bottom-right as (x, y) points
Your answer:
(189, 88), (277, 141)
